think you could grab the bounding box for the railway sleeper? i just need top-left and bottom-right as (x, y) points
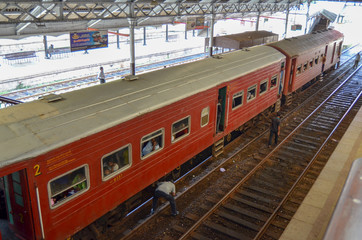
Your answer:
(203, 221), (252, 240)
(238, 189), (282, 208)
(241, 186), (283, 203)
(230, 195), (274, 214)
(253, 178), (287, 194)
(245, 182), (284, 198)
(223, 203), (268, 222)
(217, 209), (260, 231)
(289, 140), (318, 150)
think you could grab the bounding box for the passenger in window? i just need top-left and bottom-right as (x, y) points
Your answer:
(142, 138), (160, 156)
(175, 123), (188, 139)
(107, 161), (119, 172)
(72, 174), (86, 191)
(104, 168), (111, 176)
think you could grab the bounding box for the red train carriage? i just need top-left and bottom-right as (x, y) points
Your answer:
(0, 45), (285, 239)
(268, 29), (344, 104)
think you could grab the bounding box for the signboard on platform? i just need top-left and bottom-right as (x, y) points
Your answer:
(70, 30), (108, 52)
(186, 17), (205, 31)
(291, 24), (302, 31)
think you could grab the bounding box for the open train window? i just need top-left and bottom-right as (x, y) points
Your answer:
(303, 62), (308, 71)
(270, 75), (278, 89)
(141, 129), (164, 159)
(102, 144), (131, 180)
(315, 56), (319, 64)
(259, 79), (268, 96)
(201, 107), (209, 127)
(296, 65), (302, 75)
(172, 116), (190, 143)
(309, 59), (314, 67)
(48, 165), (89, 208)
(232, 91), (244, 110)
(247, 84), (257, 102)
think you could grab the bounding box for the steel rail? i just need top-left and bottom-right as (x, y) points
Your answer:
(178, 63), (362, 240)
(254, 65), (362, 239)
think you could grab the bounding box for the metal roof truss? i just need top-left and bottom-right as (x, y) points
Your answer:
(0, 0), (304, 38)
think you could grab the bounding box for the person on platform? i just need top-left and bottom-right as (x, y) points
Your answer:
(150, 181), (179, 216)
(98, 66), (106, 84)
(268, 112), (281, 148)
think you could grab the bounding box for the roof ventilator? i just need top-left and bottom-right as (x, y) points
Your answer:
(39, 93), (63, 103)
(123, 75), (139, 81)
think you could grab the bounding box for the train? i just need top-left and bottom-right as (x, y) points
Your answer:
(0, 29), (343, 240)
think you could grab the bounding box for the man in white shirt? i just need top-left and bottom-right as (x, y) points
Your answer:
(151, 181), (178, 216)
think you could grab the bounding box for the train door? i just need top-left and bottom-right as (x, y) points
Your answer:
(324, 45), (328, 59)
(288, 58), (296, 92)
(331, 42), (336, 64)
(279, 62), (285, 95)
(0, 170), (35, 240)
(216, 87), (227, 134)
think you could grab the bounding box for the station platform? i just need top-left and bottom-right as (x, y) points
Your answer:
(280, 106), (362, 240)
(0, 37), (204, 86)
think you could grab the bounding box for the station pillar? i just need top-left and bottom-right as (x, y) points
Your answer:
(208, 14), (215, 57)
(128, 18), (136, 76)
(255, 11), (261, 31)
(165, 24), (169, 42)
(43, 35), (49, 59)
(284, 2), (290, 38)
(305, 0), (311, 34)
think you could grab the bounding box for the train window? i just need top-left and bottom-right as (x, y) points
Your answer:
(201, 107), (209, 127)
(296, 65), (302, 75)
(172, 116), (190, 142)
(48, 165), (89, 208)
(303, 62), (308, 71)
(259, 79), (268, 95)
(141, 129), (164, 159)
(270, 75), (278, 89)
(315, 56), (319, 65)
(102, 144), (131, 180)
(232, 91), (244, 109)
(247, 85), (257, 102)
(309, 59), (314, 67)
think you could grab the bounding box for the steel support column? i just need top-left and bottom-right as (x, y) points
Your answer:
(128, 18), (136, 76)
(166, 24), (169, 42)
(256, 11), (261, 31)
(143, 27), (147, 46)
(43, 35), (49, 59)
(208, 13), (215, 57)
(117, 30), (120, 49)
(305, 0), (311, 34)
(284, 2), (290, 38)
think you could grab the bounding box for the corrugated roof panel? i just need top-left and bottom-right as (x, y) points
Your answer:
(268, 29), (344, 58)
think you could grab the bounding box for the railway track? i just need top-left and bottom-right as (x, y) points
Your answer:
(178, 67), (362, 240)
(111, 51), (361, 240)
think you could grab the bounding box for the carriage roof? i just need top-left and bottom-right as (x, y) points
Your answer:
(268, 29), (344, 58)
(0, 45), (284, 167)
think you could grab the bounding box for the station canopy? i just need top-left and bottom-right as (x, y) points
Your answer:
(0, 0), (308, 39)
